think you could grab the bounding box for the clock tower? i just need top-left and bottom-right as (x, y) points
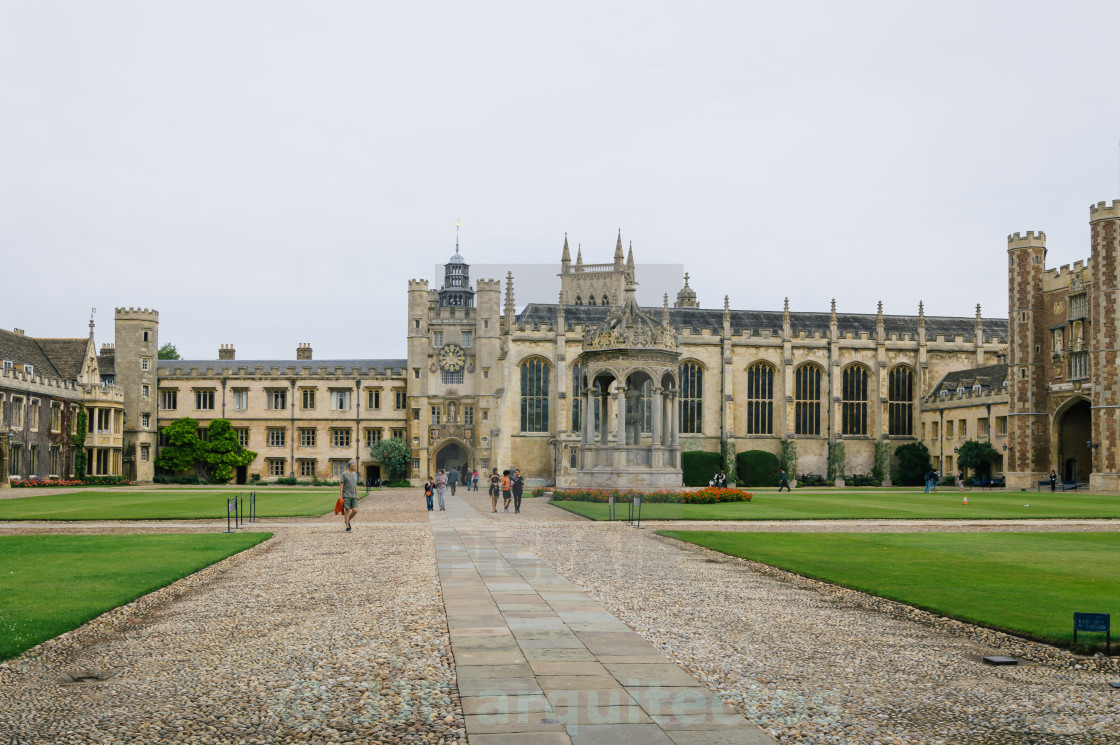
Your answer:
(439, 233), (474, 308)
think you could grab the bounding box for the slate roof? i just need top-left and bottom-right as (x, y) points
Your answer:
(33, 338), (90, 381)
(0, 329), (94, 381)
(930, 363), (1009, 395)
(97, 351), (115, 377)
(516, 304), (1009, 342)
(158, 359), (408, 376)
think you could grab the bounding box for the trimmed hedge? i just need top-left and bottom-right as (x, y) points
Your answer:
(682, 451), (721, 486)
(735, 450), (781, 487)
(552, 487), (752, 504)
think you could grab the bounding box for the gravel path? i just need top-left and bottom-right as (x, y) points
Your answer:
(0, 524), (466, 744)
(507, 522), (1120, 745)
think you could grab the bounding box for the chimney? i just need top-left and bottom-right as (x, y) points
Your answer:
(297, 343), (312, 360)
(12, 328), (24, 336)
(218, 344), (236, 360)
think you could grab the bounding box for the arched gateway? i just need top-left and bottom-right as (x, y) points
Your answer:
(574, 279), (682, 487)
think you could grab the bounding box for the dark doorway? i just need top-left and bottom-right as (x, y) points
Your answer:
(435, 443), (469, 476)
(1058, 399), (1092, 483)
(236, 465), (247, 485)
(365, 465), (381, 487)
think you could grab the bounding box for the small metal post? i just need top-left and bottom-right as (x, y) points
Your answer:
(239, 495), (244, 528)
(634, 496), (642, 529)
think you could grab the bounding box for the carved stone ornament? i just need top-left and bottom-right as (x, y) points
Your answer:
(582, 278), (677, 352)
(1072, 272), (1085, 292)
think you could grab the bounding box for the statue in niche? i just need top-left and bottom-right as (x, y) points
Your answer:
(447, 401), (457, 423)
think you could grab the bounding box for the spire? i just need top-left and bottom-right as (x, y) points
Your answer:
(830, 298), (837, 326)
(614, 230), (624, 263)
(561, 233), (571, 263)
(454, 219), (461, 257)
(89, 307), (96, 339)
(782, 297), (790, 324)
(626, 241), (634, 269)
(918, 300), (925, 324)
(504, 271), (515, 313)
(876, 300), (885, 341)
(723, 295), (731, 325)
(662, 293), (670, 327)
(576, 243), (583, 265)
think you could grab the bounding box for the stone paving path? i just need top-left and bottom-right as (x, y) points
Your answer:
(431, 493), (775, 744)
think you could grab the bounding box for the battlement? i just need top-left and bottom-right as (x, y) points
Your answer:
(1042, 258), (1092, 284)
(115, 307), (159, 320)
(408, 279), (430, 289)
(101, 343), (115, 350)
(1089, 199), (1120, 222)
(1007, 231), (1046, 249)
(477, 279), (501, 291)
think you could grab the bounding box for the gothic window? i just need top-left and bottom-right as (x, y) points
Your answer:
(1070, 351), (1090, 380)
(888, 365), (914, 436)
(520, 358), (550, 432)
(575, 295), (583, 306)
(745, 362), (774, 435)
(841, 364), (869, 436)
(794, 363), (822, 436)
(601, 294), (609, 306)
(679, 361), (703, 434)
(588, 297), (597, 306)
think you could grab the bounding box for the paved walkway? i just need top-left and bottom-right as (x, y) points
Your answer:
(431, 493), (774, 744)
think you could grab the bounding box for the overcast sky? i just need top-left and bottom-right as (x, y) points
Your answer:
(3, 2), (1119, 360)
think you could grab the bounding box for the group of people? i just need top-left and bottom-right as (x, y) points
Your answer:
(710, 468), (793, 491)
(423, 466), (525, 514)
(923, 469), (941, 492)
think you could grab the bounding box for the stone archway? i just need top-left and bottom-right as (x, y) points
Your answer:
(433, 440), (472, 481)
(1057, 399), (1092, 483)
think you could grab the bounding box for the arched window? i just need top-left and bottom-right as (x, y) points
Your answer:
(520, 358), (550, 432)
(794, 363), (822, 435)
(745, 362), (774, 435)
(571, 363), (600, 433)
(841, 364), (869, 436)
(575, 295), (583, 306)
(602, 294), (609, 306)
(679, 361), (703, 434)
(888, 365), (914, 436)
(588, 296), (596, 306)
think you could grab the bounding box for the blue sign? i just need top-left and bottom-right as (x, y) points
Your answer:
(1074, 612), (1110, 633)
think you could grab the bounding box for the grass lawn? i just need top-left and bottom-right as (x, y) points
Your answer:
(0, 533), (272, 660)
(658, 530), (1120, 652)
(0, 489), (350, 520)
(550, 489), (1120, 521)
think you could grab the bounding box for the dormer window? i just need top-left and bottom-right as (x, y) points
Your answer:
(956, 386), (965, 396)
(973, 384), (982, 394)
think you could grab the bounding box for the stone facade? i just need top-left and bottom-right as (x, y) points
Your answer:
(1006, 200), (1120, 491)
(0, 324), (124, 485)
(114, 308), (159, 482)
(156, 349), (407, 483)
(918, 364), (1009, 477)
(408, 237), (1010, 486)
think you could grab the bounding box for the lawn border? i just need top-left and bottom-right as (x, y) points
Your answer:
(0, 532), (277, 675)
(653, 529), (1120, 672)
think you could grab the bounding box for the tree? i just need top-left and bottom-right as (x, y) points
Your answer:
(203, 419), (257, 482)
(893, 441), (931, 486)
(154, 418), (204, 475)
(371, 437), (412, 483)
(956, 439), (1000, 479)
(158, 343), (181, 360)
(154, 418), (255, 481)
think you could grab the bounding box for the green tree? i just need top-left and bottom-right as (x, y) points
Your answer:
(157, 343), (181, 360)
(203, 420), (257, 482)
(779, 439), (798, 478)
(893, 441), (931, 486)
(371, 437), (412, 482)
(71, 404), (88, 477)
(154, 418), (204, 475)
(957, 439), (1000, 479)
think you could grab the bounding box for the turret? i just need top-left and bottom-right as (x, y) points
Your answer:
(113, 307), (159, 483)
(1090, 201), (1120, 485)
(1006, 229), (1049, 487)
(561, 233), (571, 274)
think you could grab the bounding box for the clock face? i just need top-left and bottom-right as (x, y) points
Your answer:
(439, 343), (466, 372)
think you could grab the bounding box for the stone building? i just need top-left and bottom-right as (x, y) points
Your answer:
(0, 322), (124, 485)
(408, 236), (1010, 486)
(918, 363), (1009, 478)
(1006, 200), (1120, 490)
(156, 344), (407, 484)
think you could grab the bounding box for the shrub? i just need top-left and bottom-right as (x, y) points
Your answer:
(552, 487), (752, 504)
(682, 451), (721, 486)
(893, 442), (931, 486)
(847, 473), (880, 487)
(12, 476), (133, 488)
(154, 474), (202, 485)
(735, 450), (781, 487)
(796, 473), (830, 487)
(381, 479), (412, 487)
(275, 477), (299, 486)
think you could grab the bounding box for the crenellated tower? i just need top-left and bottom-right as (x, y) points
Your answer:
(1006, 231), (1049, 488)
(114, 307), (159, 482)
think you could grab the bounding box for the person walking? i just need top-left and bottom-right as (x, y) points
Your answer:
(511, 468), (524, 513)
(778, 469), (791, 492)
(931, 470), (939, 492)
(957, 470), (966, 492)
(489, 468), (501, 512)
(501, 469), (512, 513)
(424, 475), (435, 511)
(436, 469), (448, 511)
(924, 470), (931, 493)
(448, 466), (459, 496)
(472, 468), (479, 492)
(1050, 469), (1058, 492)
(340, 459), (359, 531)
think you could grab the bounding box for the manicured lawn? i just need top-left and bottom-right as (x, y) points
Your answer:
(0, 489), (350, 520)
(0, 533), (272, 660)
(658, 530), (1120, 652)
(550, 489), (1120, 521)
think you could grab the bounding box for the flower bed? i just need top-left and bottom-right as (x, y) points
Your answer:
(551, 487), (752, 504)
(11, 477), (132, 488)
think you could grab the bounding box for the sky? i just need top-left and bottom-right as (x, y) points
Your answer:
(3, 1), (1120, 360)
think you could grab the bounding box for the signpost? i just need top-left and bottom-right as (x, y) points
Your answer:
(607, 495), (616, 522)
(1074, 612), (1111, 655)
(629, 496), (642, 529)
(224, 497), (238, 533)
